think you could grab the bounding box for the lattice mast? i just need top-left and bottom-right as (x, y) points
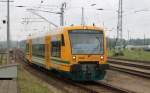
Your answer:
(115, 0), (124, 55)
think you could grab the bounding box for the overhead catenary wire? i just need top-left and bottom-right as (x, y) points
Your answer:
(27, 9), (58, 27)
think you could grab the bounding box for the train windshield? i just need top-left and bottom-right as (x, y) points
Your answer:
(69, 30), (104, 55)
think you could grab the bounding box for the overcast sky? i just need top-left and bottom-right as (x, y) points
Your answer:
(0, 0), (150, 41)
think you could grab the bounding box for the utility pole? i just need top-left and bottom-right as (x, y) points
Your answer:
(81, 7), (85, 26)
(0, 0), (11, 63)
(128, 30), (130, 41)
(128, 30), (130, 44)
(60, 2), (66, 26)
(115, 0), (123, 56)
(7, 0), (10, 63)
(144, 34), (146, 45)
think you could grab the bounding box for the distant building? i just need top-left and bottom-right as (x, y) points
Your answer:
(126, 45), (150, 51)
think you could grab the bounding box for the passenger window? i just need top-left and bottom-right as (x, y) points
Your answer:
(51, 41), (61, 57)
(32, 44), (45, 58)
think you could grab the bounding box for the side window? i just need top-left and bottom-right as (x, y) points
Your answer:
(32, 44), (45, 58)
(26, 43), (29, 53)
(51, 41), (61, 57)
(61, 34), (65, 46)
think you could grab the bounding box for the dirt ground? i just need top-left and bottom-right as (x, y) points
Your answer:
(103, 70), (150, 93)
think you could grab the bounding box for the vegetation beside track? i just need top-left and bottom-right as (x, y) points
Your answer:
(0, 54), (2, 64)
(108, 49), (150, 62)
(18, 66), (52, 93)
(0, 53), (7, 65)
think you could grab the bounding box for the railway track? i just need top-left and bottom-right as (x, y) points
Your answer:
(73, 81), (136, 93)
(108, 58), (150, 79)
(108, 57), (150, 64)
(16, 49), (135, 93)
(22, 62), (135, 93)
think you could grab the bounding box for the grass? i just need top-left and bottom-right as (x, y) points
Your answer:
(0, 54), (7, 65)
(108, 49), (150, 62)
(18, 66), (52, 93)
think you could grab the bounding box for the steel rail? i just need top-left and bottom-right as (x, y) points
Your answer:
(108, 58), (150, 79)
(108, 57), (150, 64)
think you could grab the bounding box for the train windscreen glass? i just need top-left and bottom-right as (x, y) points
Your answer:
(69, 30), (104, 55)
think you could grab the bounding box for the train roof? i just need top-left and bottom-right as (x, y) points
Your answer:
(63, 25), (104, 31)
(28, 25), (104, 39)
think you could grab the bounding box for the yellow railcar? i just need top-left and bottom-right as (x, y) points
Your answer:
(26, 25), (109, 81)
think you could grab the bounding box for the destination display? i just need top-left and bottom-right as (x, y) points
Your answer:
(70, 30), (103, 34)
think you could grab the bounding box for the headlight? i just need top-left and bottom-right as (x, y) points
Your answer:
(100, 56), (104, 59)
(73, 56), (76, 59)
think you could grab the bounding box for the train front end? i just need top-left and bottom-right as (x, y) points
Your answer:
(66, 26), (109, 81)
